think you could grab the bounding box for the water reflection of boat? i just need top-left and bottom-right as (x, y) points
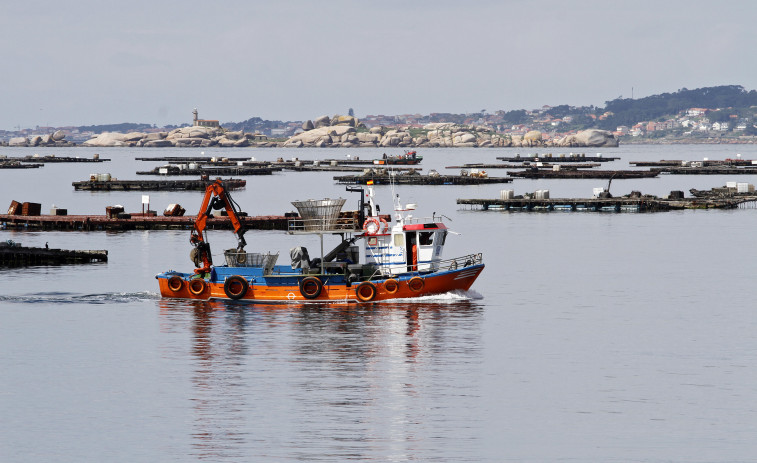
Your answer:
(156, 294), (484, 458)
(156, 179), (484, 303)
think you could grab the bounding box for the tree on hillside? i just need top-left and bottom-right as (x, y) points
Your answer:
(599, 85), (757, 130)
(500, 109), (529, 125)
(708, 109), (734, 123)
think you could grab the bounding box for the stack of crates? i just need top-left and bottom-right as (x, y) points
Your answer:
(737, 183), (755, 193)
(21, 202), (41, 216)
(499, 189), (514, 200)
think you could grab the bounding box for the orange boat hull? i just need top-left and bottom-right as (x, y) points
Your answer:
(158, 264), (483, 303)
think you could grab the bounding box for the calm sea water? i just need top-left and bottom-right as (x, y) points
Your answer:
(2, 144), (757, 462)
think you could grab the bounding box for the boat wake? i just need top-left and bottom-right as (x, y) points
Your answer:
(385, 289), (483, 304)
(0, 291), (161, 305)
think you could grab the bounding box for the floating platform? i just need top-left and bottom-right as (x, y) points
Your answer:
(507, 169), (658, 179)
(72, 178), (246, 191)
(651, 167), (757, 175)
(0, 242), (107, 267)
(1, 155), (109, 163)
(136, 166), (276, 176)
(457, 195), (756, 212)
(0, 161), (42, 169)
(497, 155), (620, 163)
(135, 156), (251, 162)
(285, 164), (414, 173)
(0, 214), (291, 231)
(446, 162), (602, 170)
(334, 173), (512, 185)
(335, 151), (422, 165)
(281, 160), (419, 171)
(16, 154), (110, 164)
(689, 184), (756, 198)
(631, 159), (756, 167)
(323, 158), (377, 165)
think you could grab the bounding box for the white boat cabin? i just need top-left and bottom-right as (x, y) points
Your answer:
(361, 187), (448, 275)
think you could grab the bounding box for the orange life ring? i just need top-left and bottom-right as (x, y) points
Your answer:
(363, 217), (381, 235)
(188, 278), (207, 296)
(355, 281), (377, 302)
(299, 276), (323, 299)
(383, 278), (399, 294)
(224, 275), (249, 300)
(167, 275), (184, 292)
(408, 276), (424, 292)
(379, 218), (389, 233)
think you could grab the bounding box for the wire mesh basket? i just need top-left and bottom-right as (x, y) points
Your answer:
(290, 198), (346, 231)
(224, 250), (279, 273)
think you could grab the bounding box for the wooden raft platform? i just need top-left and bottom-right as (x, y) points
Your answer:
(446, 162), (601, 169)
(0, 245), (107, 267)
(72, 178), (246, 191)
(497, 155), (620, 163)
(457, 196), (755, 212)
(334, 174), (512, 185)
(651, 167), (757, 175)
(136, 166), (276, 176)
(11, 155), (110, 163)
(0, 162), (42, 169)
(631, 159), (756, 167)
(0, 214), (291, 231)
(285, 165), (414, 172)
(135, 156), (251, 162)
(507, 169), (658, 179)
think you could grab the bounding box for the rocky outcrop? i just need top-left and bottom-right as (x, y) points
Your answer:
(283, 114), (365, 147)
(423, 123), (500, 147)
(142, 139), (173, 147)
(4, 115), (617, 149)
(82, 132), (132, 147)
(331, 115), (358, 127)
(313, 115), (331, 128)
(553, 129), (619, 147)
(80, 126), (269, 147)
(8, 132), (74, 147)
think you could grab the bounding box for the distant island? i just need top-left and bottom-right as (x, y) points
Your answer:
(3, 85), (757, 147)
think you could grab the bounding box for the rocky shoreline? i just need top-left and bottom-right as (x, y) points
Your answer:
(3, 114), (620, 148)
(6, 130), (76, 148)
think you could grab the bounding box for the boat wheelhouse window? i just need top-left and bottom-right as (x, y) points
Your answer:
(393, 234), (404, 247)
(367, 236), (378, 246)
(419, 231), (434, 245)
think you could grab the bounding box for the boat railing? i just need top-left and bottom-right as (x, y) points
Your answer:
(401, 216), (435, 225)
(437, 253), (483, 271)
(287, 216), (359, 234)
(366, 253), (482, 279)
(224, 250), (279, 273)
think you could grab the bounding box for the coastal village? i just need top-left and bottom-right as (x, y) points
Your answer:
(2, 104), (756, 149)
(4, 85), (757, 147)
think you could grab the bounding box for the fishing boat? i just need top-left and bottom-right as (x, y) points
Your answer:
(373, 150), (423, 165)
(156, 179), (484, 303)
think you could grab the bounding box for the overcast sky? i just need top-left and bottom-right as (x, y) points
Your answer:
(2, 0), (756, 130)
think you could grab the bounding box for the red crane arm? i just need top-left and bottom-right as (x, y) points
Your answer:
(190, 179), (247, 274)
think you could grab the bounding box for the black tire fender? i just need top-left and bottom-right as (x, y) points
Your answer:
(224, 275), (249, 300)
(299, 276), (323, 299)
